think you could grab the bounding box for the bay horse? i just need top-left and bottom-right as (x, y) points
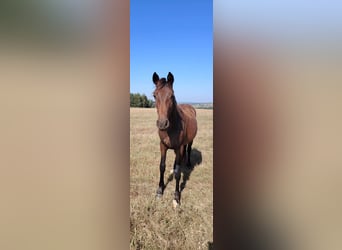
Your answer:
(152, 72), (197, 205)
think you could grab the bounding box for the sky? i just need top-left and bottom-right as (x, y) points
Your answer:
(130, 0), (213, 103)
(215, 1), (342, 41)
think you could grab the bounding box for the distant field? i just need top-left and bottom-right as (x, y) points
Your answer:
(182, 103), (213, 109)
(130, 103), (213, 109)
(130, 108), (213, 250)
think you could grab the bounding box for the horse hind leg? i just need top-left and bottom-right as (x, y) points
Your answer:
(186, 141), (193, 168)
(182, 146), (187, 165)
(169, 159), (176, 174)
(171, 147), (185, 174)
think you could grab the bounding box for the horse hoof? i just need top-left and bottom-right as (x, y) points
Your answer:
(156, 187), (163, 197)
(174, 191), (181, 203)
(172, 199), (179, 208)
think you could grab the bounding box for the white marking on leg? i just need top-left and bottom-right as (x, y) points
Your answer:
(172, 199), (179, 208)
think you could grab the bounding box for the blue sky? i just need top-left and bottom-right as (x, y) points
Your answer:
(130, 0), (213, 103)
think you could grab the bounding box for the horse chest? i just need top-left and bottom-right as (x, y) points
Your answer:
(159, 129), (185, 149)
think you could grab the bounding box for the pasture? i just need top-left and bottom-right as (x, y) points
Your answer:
(130, 108), (213, 250)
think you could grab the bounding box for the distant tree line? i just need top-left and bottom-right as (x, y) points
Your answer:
(130, 93), (155, 108)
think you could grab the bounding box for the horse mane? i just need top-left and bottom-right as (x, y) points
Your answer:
(169, 94), (182, 129)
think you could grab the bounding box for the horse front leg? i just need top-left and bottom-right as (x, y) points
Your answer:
(156, 142), (167, 197)
(173, 145), (184, 204)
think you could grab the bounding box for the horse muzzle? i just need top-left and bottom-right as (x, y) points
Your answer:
(156, 119), (169, 130)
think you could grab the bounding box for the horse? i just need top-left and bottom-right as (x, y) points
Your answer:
(152, 72), (197, 205)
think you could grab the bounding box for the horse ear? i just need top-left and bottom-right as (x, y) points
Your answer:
(167, 72), (174, 86)
(153, 72), (159, 85)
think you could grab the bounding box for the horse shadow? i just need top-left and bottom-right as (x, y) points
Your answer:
(164, 148), (202, 191)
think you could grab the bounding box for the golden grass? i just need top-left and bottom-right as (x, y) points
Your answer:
(130, 108), (213, 250)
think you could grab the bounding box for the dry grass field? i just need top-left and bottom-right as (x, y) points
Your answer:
(130, 108), (213, 250)
(0, 47), (129, 250)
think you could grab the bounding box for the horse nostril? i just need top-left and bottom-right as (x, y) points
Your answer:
(157, 119), (169, 129)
